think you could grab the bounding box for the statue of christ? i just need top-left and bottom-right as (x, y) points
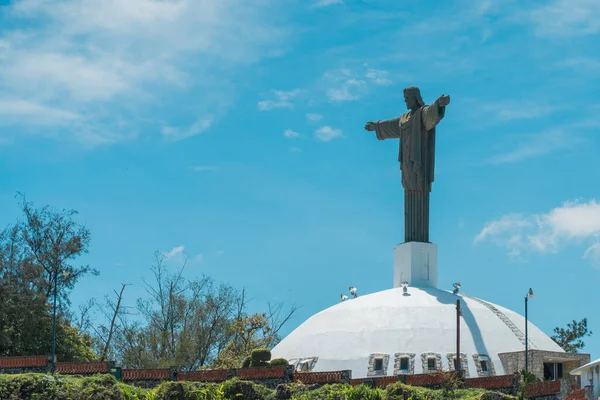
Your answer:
(365, 86), (450, 243)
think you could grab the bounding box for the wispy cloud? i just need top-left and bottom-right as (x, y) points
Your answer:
(557, 58), (600, 74)
(306, 113), (323, 122)
(487, 129), (586, 164)
(526, 0), (600, 37)
(313, 0), (343, 8)
(0, 99), (80, 125)
(191, 165), (219, 172)
(475, 199), (600, 265)
(163, 245), (203, 266)
(0, 0), (287, 146)
(162, 118), (213, 142)
(325, 70), (366, 101)
(365, 68), (393, 86)
(164, 245), (186, 259)
(289, 147), (302, 153)
(479, 101), (558, 122)
(284, 129), (301, 138)
(315, 125), (343, 142)
(323, 66), (392, 101)
(258, 89), (301, 111)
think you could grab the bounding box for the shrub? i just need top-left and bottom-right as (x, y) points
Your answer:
(251, 348), (271, 364)
(220, 377), (274, 399)
(289, 383), (387, 400)
(270, 358), (289, 367)
(241, 356), (252, 368)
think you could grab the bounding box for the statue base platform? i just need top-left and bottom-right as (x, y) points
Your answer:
(393, 242), (438, 289)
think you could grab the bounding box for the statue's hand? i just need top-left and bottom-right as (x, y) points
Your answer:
(364, 122), (376, 131)
(437, 94), (450, 107)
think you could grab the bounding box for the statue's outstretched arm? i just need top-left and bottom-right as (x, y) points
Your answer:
(372, 118), (401, 140)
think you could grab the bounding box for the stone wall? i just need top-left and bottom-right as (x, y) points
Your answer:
(499, 350), (590, 381)
(464, 374), (520, 396)
(525, 380), (561, 399)
(0, 356), (51, 374)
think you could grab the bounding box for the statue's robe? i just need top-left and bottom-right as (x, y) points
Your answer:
(374, 100), (446, 243)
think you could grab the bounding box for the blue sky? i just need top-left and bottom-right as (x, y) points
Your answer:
(1, 0), (599, 359)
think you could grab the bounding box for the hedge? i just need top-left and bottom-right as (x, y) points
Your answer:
(0, 373), (517, 400)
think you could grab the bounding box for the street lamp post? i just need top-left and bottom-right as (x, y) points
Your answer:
(51, 269), (58, 373)
(525, 288), (534, 374)
(51, 269), (68, 373)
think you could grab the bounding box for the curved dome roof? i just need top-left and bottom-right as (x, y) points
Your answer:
(272, 287), (563, 379)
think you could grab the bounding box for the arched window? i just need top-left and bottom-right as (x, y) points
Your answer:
(420, 353), (442, 374)
(446, 353), (470, 377)
(472, 354), (496, 377)
(394, 353), (416, 375)
(367, 353), (390, 376)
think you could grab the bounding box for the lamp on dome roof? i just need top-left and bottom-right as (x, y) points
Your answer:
(453, 282), (461, 295)
(349, 287), (358, 298)
(401, 281), (409, 294)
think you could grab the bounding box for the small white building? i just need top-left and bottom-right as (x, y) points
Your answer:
(570, 358), (600, 400)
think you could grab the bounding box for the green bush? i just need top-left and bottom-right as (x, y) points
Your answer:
(220, 377), (274, 399)
(0, 374), (517, 400)
(251, 348), (271, 363)
(241, 356), (252, 368)
(0, 373), (151, 400)
(289, 383), (386, 400)
(269, 358), (289, 367)
(250, 360), (270, 368)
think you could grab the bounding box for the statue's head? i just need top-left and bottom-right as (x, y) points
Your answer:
(404, 86), (424, 110)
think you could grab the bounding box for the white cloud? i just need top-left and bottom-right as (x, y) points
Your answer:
(313, 0), (343, 7)
(475, 200), (600, 264)
(365, 68), (393, 86)
(0, 99), (80, 125)
(488, 129), (584, 164)
(164, 245), (185, 259)
(289, 147), (302, 153)
(306, 113), (323, 122)
(584, 243), (600, 266)
(324, 68), (374, 101)
(527, 0), (600, 37)
(0, 0), (287, 146)
(162, 118), (213, 142)
(326, 78), (366, 101)
(163, 245), (203, 266)
(191, 165), (219, 172)
(479, 102), (557, 122)
(258, 89), (300, 111)
(475, 214), (532, 244)
(315, 125), (343, 142)
(284, 129), (300, 138)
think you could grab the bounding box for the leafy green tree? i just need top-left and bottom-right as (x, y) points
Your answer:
(110, 252), (241, 370)
(18, 194), (97, 307)
(0, 197), (96, 361)
(213, 313), (275, 369)
(551, 318), (593, 353)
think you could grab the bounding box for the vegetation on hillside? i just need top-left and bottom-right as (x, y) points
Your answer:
(0, 374), (517, 400)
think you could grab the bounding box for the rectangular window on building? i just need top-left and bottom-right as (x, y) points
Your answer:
(374, 358), (383, 371)
(400, 357), (409, 371)
(556, 363), (563, 379)
(481, 360), (488, 372)
(427, 358), (436, 372)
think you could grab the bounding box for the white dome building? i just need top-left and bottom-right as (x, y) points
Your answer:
(272, 243), (589, 380)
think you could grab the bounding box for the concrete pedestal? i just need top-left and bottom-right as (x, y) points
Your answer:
(393, 242), (438, 289)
